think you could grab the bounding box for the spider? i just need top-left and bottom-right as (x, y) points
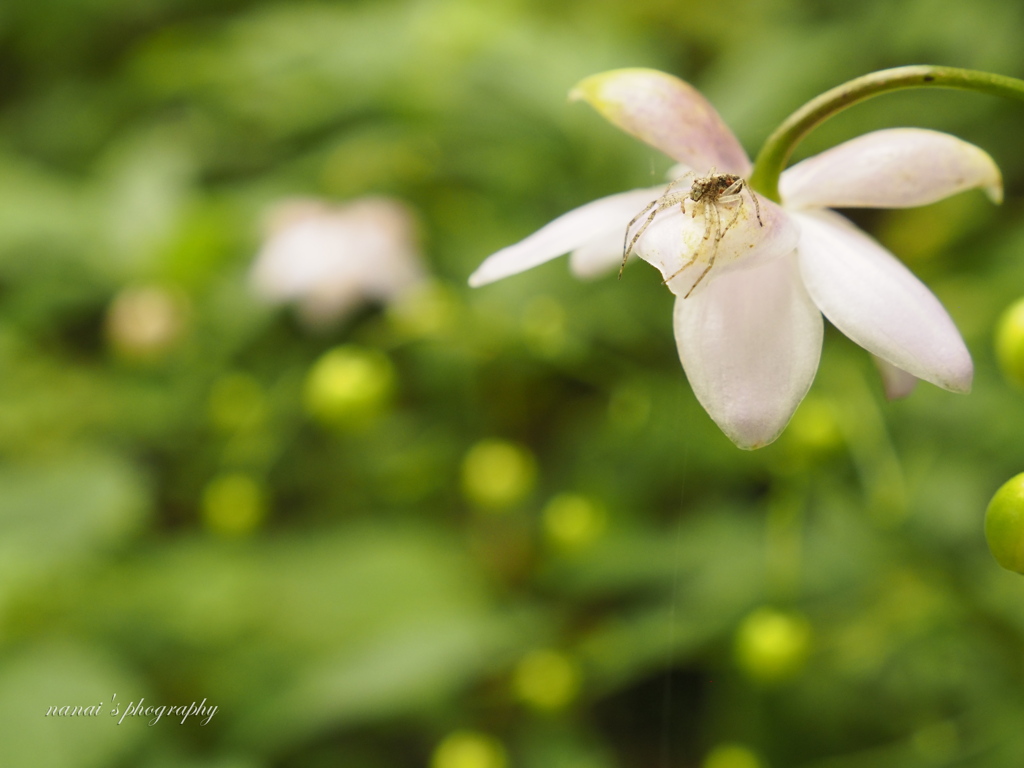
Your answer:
(621, 169), (763, 298)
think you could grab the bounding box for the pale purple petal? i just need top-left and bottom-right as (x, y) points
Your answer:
(632, 191), (798, 298)
(468, 187), (662, 287)
(780, 128), (1002, 209)
(873, 355), (918, 400)
(570, 69), (751, 176)
(569, 231), (627, 279)
(794, 210), (972, 392)
(674, 253), (822, 449)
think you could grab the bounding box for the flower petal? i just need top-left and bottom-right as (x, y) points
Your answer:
(794, 209), (972, 392)
(569, 231), (626, 279)
(633, 190), (798, 298)
(674, 253), (823, 449)
(570, 69), (751, 176)
(872, 355), (918, 400)
(468, 187), (662, 287)
(780, 128), (1002, 209)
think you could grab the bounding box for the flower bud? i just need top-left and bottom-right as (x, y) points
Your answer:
(985, 473), (1024, 573)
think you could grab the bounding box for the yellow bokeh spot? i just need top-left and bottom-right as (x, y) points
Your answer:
(543, 494), (605, 550)
(985, 472), (1024, 573)
(461, 439), (536, 509)
(303, 345), (394, 428)
(209, 373), (268, 433)
(734, 607), (811, 683)
(202, 473), (267, 536)
(703, 744), (763, 768)
(521, 295), (567, 358)
(513, 649), (581, 711)
(786, 397), (842, 455)
(388, 281), (458, 338)
(996, 297), (1024, 390)
(431, 731), (507, 768)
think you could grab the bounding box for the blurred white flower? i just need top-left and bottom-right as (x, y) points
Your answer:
(469, 69), (1001, 449)
(251, 196), (425, 327)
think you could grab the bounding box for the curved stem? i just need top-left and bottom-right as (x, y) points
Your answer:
(748, 65), (1024, 202)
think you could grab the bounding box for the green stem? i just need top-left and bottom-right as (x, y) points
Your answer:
(748, 65), (1024, 202)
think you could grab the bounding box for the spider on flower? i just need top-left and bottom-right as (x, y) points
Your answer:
(621, 169), (764, 297)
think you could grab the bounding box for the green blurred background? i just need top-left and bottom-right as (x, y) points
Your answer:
(4, 0), (1024, 766)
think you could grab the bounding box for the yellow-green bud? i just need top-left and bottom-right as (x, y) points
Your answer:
(985, 473), (1024, 573)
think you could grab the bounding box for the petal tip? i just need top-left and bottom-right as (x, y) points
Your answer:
(467, 259), (505, 287)
(722, 419), (786, 450)
(781, 129), (1005, 209)
(569, 69), (665, 116)
(925, 359), (973, 394)
(947, 371), (973, 394)
(976, 145), (1003, 204)
(941, 352), (974, 394)
(985, 177), (1004, 205)
(570, 68), (667, 102)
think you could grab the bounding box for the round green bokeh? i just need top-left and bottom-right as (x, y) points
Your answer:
(995, 298), (1024, 389)
(985, 473), (1024, 573)
(303, 345), (395, 428)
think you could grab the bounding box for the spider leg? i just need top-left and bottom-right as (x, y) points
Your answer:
(623, 199), (658, 254)
(682, 202), (721, 298)
(667, 170), (696, 188)
(717, 195), (744, 242)
(721, 180), (764, 228)
(621, 181), (692, 277)
(684, 236), (718, 299)
(660, 251), (699, 287)
(620, 202), (662, 277)
(748, 184), (763, 226)
(721, 180), (743, 196)
(660, 199), (711, 287)
(701, 199), (714, 241)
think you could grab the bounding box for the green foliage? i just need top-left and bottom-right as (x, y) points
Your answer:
(3, 0), (1024, 766)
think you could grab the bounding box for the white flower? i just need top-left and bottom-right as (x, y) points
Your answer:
(468, 69), (1001, 449)
(251, 196), (425, 327)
